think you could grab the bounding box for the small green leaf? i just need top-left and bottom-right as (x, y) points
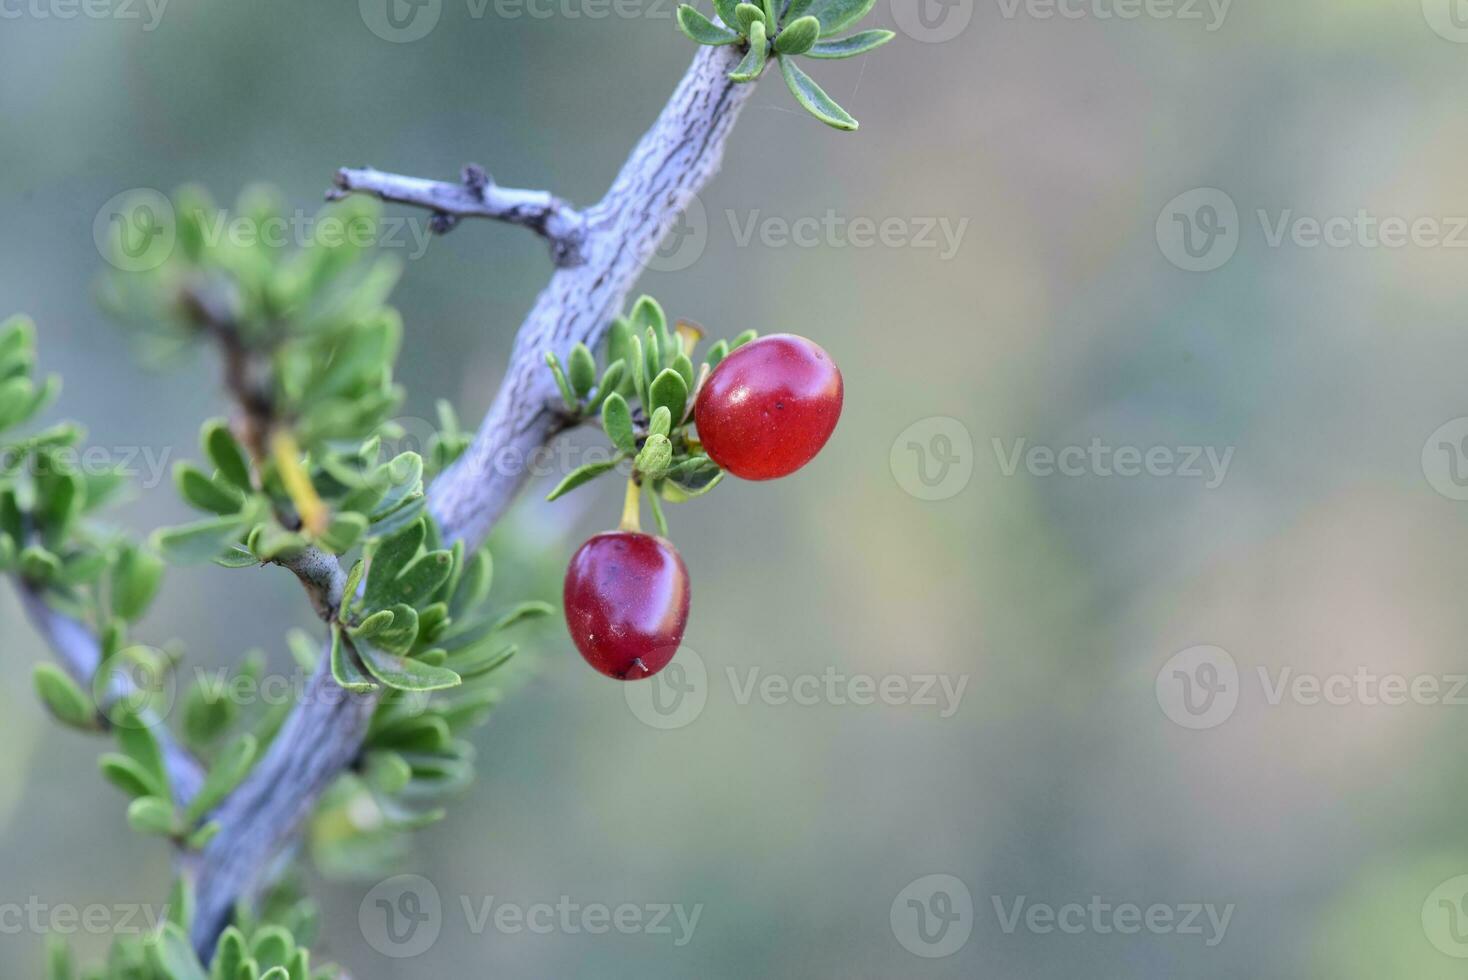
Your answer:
(374, 603), (420, 655)
(202, 419), (253, 492)
(362, 750), (413, 794)
(713, 0), (740, 31)
(775, 14), (820, 53)
(635, 434), (674, 479)
(127, 795), (178, 836)
(649, 368), (689, 426)
(45, 935), (72, 980)
(392, 550), (454, 608)
(731, 329), (758, 349)
(33, 664), (97, 731)
(19, 545), (61, 584)
(544, 351), (579, 412)
(153, 516), (249, 564)
(488, 599), (555, 633)
(568, 343), (597, 397)
(167, 874), (195, 930)
(339, 558), (366, 622)
(780, 56), (857, 129)
(762, 0), (778, 31)
(184, 734), (258, 824)
(319, 512), (367, 554)
(99, 752), (163, 798)
(355, 638), (462, 692)
(649, 406), (672, 439)
(175, 462), (246, 515)
(546, 458), (621, 501)
(586, 359), (626, 415)
(703, 339), (730, 370)
(112, 545), (165, 623)
(730, 20), (769, 81)
(787, 0), (876, 34)
(147, 924), (208, 980)
(330, 625), (378, 693)
(734, 1), (764, 31)
(115, 711), (168, 788)
(806, 28), (893, 57)
(601, 393), (636, 454)
(186, 820), (221, 850)
(365, 519), (426, 608)
(678, 4), (742, 43)
(212, 546), (259, 568)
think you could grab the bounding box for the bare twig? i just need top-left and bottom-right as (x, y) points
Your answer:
(188, 41), (758, 956)
(330, 164), (588, 267)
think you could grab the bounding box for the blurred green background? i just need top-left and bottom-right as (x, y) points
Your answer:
(8, 0), (1468, 975)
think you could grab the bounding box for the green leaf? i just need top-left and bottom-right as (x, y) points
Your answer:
(153, 516), (249, 564)
(762, 0), (779, 31)
(147, 924), (208, 980)
(374, 603), (420, 655)
(806, 0), (877, 34)
(99, 752), (163, 798)
(126, 795), (178, 836)
(355, 638), (462, 692)
(649, 368), (689, 425)
(251, 526), (308, 562)
(774, 13), (820, 53)
(678, 4), (742, 43)
(546, 458), (620, 501)
(19, 545), (60, 584)
(115, 711), (167, 790)
(629, 295), (668, 336)
(365, 519), (425, 608)
(635, 434), (674, 480)
(391, 550), (454, 608)
(369, 453), (424, 520)
(167, 874), (195, 931)
(186, 820), (221, 850)
(0, 532), (12, 573)
(586, 359), (625, 414)
(601, 393), (636, 454)
(184, 734), (258, 824)
(319, 512), (367, 554)
(202, 420), (253, 492)
(33, 664), (97, 731)
(212, 546), (259, 569)
(649, 406), (672, 439)
(175, 462), (246, 515)
(111, 545), (165, 622)
(780, 56), (857, 129)
(330, 625), (378, 693)
(806, 28), (893, 57)
(731, 329), (758, 349)
(730, 20), (769, 81)
(568, 342), (597, 397)
(339, 558), (366, 622)
(734, 1), (764, 31)
(45, 935), (72, 980)
(211, 928), (247, 980)
(544, 351), (579, 412)
(713, 0), (740, 31)
(362, 750), (413, 794)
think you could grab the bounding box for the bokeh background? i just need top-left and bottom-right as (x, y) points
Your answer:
(6, 0), (1468, 975)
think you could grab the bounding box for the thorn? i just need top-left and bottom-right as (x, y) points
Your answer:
(429, 212), (460, 235)
(461, 164), (491, 195)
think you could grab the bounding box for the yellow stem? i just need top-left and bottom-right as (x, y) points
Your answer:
(619, 477), (642, 533)
(271, 430), (329, 537)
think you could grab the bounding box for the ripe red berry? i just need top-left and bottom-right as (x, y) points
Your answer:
(563, 531), (690, 680)
(694, 334), (843, 481)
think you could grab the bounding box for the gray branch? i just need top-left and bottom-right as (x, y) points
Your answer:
(330, 164), (587, 267)
(188, 42), (756, 956)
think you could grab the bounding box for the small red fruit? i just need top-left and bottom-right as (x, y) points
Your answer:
(563, 531), (690, 680)
(694, 334), (843, 481)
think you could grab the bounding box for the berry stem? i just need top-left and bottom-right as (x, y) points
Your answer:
(619, 477), (643, 533)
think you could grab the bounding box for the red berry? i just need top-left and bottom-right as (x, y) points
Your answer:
(694, 334), (843, 481)
(563, 531), (690, 680)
